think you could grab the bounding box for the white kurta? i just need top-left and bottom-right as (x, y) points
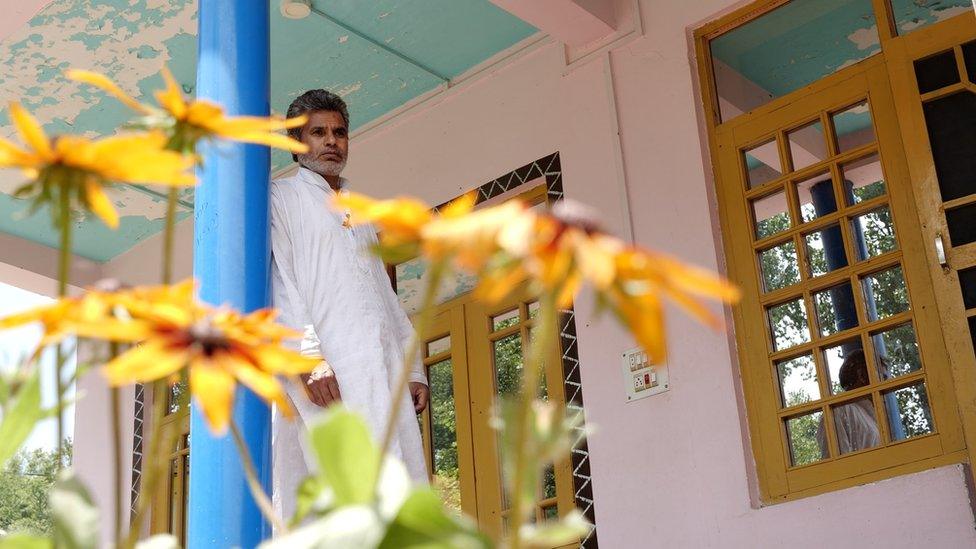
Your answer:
(269, 167), (428, 520)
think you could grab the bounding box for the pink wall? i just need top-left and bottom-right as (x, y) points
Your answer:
(87, 0), (976, 545)
(340, 0), (976, 546)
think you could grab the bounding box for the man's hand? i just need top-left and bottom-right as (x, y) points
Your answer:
(410, 382), (429, 414)
(301, 362), (341, 408)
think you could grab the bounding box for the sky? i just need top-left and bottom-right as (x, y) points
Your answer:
(0, 281), (75, 452)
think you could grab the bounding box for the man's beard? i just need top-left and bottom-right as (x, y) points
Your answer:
(298, 152), (346, 178)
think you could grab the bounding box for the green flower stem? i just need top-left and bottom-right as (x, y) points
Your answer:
(55, 185), (73, 469)
(162, 187), (178, 285)
(376, 259), (445, 487)
(230, 420), (287, 533)
(508, 291), (556, 549)
(109, 343), (123, 546)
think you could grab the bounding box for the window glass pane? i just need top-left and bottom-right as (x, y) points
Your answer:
(786, 410), (827, 466)
(959, 266), (976, 310)
(768, 298), (811, 351)
(710, 0), (879, 123)
(759, 241), (801, 292)
(493, 309), (520, 331)
(914, 49), (961, 94)
(824, 339), (866, 395)
(543, 464), (557, 499)
(427, 335), (451, 358)
(494, 333), (523, 395)
(884, 383), (935, 441)
(921, 91), (976, 202)
(796, 172), (836, 223)
(396, 256), (478, 315)
(777, 354), (820, 407)
(892, 0), (972, 36)
(753, 190), (792, 239)
(946, 202), (976, 247)
(969, 317), (976, 360)
(842, 154), (886, 205)
(743, 139), (782, 188)
(814, 281), (858, 337)
(543, 505), (559, 521)
(528, 301), (540, 319)
(805, 225), (848, 277)
(832, 395), (881, 455)
(429, 359), (461, 515)
(788, 120), (827, 171)
(832, 101), (875, 153)
(862, 266), (910, 322)
(964, 41), (976, 83)
(852, 206), (897, 261)
(872, 322), (922, 380)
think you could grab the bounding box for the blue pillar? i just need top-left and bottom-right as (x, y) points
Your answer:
(189, 1), (272, 547)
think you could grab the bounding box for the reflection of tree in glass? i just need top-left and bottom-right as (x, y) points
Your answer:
(788, 412), (823, 466)
(757, 211), (791, 240)
(429, 360), (461, 514)
(892, 384), (933, 439)
(860, 207), (895, 258)
(851, 179), (885, 203)
(875, 324), (921, 378)
(170, 379), (188, 414)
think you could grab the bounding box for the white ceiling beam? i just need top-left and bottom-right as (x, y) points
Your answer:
(488, 0), (616, 46)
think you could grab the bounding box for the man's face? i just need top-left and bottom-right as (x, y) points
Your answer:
(296, 110), (349, 178)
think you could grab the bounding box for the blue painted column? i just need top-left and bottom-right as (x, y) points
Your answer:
(188, 1), (272, 547)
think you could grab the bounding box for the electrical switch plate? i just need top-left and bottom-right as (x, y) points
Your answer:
(622, 347), (669, 402)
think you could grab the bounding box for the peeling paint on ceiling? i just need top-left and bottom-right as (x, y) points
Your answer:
(0, 0), (536, 262)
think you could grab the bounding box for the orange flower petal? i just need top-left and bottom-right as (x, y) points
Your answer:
(190, 363), (235, 434)
(66, 70), (152, 115)
(103, 341), (188, 385)
(84, 179), (119, 229)
(9, 103), (52, 161)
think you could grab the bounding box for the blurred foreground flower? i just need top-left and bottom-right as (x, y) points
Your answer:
(0, 280), (320, 433)
(0, 102), (195, 228)
(68, 68), (309, 155)
(335, 193), (740, 363)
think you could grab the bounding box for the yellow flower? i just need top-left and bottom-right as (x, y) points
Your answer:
(0, 292), (116, 347)
(331, 192), (740, 364)
(92, 280), (321, 434)
(67, 68), (309, 155)
(0, 102), (195, 228)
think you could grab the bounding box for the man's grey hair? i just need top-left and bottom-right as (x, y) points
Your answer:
(286, 89), (350, 161)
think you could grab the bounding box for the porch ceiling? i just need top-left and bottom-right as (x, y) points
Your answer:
(0, 0), (536, 262)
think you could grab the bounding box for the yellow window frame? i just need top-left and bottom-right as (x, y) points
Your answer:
(694, 0), (972, 503)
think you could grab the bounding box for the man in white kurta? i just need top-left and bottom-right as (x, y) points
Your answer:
(270, 89), (429, 520)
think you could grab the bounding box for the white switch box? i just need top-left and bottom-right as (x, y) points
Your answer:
(622, 347), (669, 402)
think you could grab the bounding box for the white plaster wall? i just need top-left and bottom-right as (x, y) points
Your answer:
(87, 0), (976, 546)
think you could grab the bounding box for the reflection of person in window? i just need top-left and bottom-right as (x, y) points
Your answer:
(817, 350), (880, 457)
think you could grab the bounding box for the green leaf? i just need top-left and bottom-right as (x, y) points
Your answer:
(49, 471), (100, 549)
(308, 409), (380, 506)
(134, 534), (180, 549)
(0, 534), (53, 549)
(258, 505), (385, 549)
(379, 489), (491, 549)
(520, 510), (590, 548)
(0, 367), (44, 468)
(290, 476), (331, 527)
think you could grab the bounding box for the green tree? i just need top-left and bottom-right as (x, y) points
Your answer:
(0, 441), (72, 536)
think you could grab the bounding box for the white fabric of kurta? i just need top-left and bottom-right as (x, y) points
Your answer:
(269, 167), (428, 520)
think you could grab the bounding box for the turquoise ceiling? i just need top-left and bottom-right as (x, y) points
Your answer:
(710, 0), (971, 122)
(0, 0), (536, 262)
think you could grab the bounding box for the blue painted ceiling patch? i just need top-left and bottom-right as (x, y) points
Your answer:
(0, 0), (535, 262)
